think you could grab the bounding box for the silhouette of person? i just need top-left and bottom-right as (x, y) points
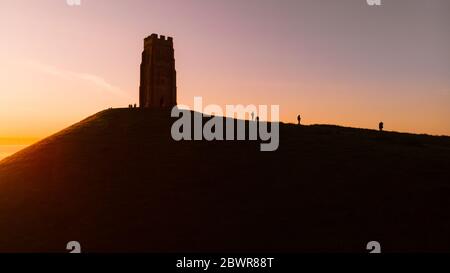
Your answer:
(297, 114), (301, 125)
(251, 112), (255, 121)
(379, 122), (384, 132)
(134, 104), (137, 108)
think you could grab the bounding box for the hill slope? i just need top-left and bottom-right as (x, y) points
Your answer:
(0, 108), (450, 252)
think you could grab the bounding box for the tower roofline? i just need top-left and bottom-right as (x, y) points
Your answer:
(144, 33), (173, 48)
(144, 33), (173, 42)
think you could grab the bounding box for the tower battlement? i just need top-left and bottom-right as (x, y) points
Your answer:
(144, 33), (173, 49)
(139, 34), (177, 108)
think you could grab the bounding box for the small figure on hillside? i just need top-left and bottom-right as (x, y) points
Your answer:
(297, 114), (301, 126)
(379, 122), (384, 132)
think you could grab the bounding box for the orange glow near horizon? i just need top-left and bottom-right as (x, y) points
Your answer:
(1, 0), (450, 141)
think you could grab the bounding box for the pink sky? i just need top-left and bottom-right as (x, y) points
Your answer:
(0, 0), (449, 142)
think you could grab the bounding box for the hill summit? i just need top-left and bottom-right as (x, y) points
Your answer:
(1, 108), (450, 252)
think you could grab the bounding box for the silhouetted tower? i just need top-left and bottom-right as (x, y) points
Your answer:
(139, 34), (177, 108)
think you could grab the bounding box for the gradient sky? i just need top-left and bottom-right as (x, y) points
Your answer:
(0, 0), (449, 143)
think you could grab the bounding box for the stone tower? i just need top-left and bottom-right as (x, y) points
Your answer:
(139, 34), (177, 108)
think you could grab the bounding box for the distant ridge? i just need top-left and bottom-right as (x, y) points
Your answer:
(1, 108), (450, 252)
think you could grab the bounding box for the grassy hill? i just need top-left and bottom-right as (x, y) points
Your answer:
(0, 108), (450, 252)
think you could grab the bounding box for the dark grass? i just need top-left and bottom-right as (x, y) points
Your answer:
(0, 108), (449, 252)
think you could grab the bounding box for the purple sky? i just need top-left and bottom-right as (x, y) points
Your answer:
(0, 0), (449, 138)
